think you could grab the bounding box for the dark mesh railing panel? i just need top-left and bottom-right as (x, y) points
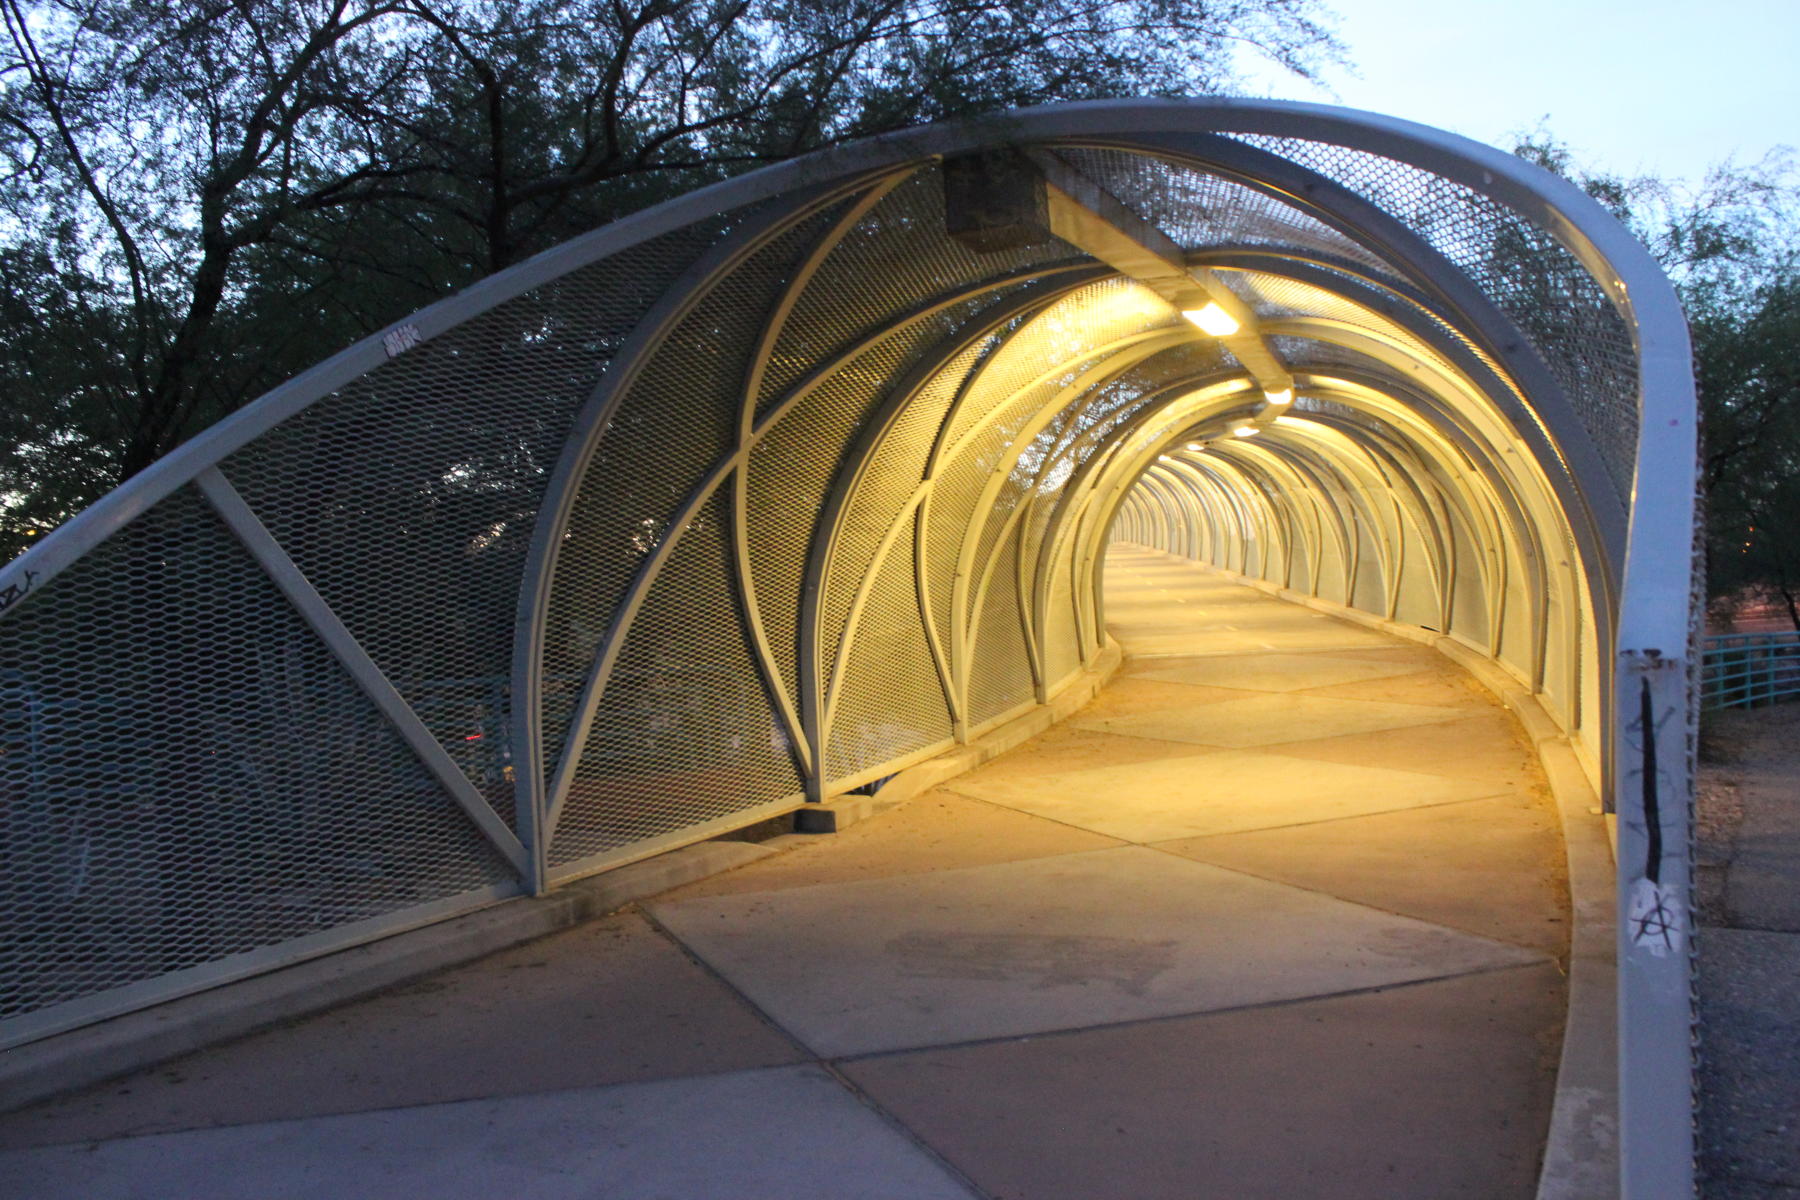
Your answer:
(549, 495), (800, 867)
(219, 224), (734, 826)
(540, 200), (852, 764)
(1227, 135), (1640, 498)
(754, 166), (1074, 419)
(1054, 146), (1400, 281)
(0, 489), (511, 1027)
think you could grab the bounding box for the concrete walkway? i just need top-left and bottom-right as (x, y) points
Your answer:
(0, 546), (1570, 1199)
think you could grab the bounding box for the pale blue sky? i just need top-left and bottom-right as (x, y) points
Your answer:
(1238, 0), (1799, 184)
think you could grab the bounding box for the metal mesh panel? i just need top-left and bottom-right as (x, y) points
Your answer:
(818, 339), (989, 705)
(549, 495), (799, 867)
(1225, 134), (1640, 498)
(748, 304), (986, 720)
(1042, 549), (1081, 685)
(1235, 464), (1293, 583)
(0, 488), (512, 1031)
(926, 283), (1175, 657)
(1013, 425), (1072, 626)
(756, 166), (1078, 419)
(1225, 263), (1514, 391)
(1230, 270), (1467, 384)
(1222, 268), (1528, 416)
(221, 220), (743, 827)
(823, 511), (952, 781)
(541, 200), (853, 764)
(1276, 334), (1398, 379)
(1053, 146), (1400, 281)
(938, 279), (1164, 449)
(925, 402), (1046, 673)
(960, 351), (1153, 617)
(1067, 349), (1219, 460)
(1017, 343), (1226, 597)
(967, 521), (1035, 725)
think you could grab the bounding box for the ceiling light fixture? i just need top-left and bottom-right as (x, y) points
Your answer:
(1181, 302), (1239, 337)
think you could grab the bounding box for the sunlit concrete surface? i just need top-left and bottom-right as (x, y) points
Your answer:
(0, 546), (1569, 1199)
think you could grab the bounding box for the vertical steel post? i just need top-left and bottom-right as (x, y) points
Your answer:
(1615, 649), (1695, 1198)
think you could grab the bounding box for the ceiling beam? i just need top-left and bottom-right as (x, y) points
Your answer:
(942, 147), (1292, 397)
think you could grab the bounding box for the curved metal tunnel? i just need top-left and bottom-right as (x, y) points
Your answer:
(0, 101), (1697, 1190)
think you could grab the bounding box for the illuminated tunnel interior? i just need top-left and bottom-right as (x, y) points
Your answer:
(0, 100), (1697, 1185)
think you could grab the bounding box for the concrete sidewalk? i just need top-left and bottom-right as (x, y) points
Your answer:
(0, 547), (1570, 1199)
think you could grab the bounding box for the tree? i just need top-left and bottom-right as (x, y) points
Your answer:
(1693, 278), (1800, 624)
(1512, 131), (1800, 625)
(0, 0), (1342, 559)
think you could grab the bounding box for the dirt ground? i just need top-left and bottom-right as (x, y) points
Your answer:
(1695, 704), (1800, 1197)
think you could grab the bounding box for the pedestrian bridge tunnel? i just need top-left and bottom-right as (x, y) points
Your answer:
(0, 100), (1696, 1182)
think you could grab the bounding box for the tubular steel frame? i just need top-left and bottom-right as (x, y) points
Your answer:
(0, 99), (1696, 1196)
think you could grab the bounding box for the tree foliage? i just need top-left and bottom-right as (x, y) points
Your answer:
(1513, 132), (1800, 622)
(0, 0), (1339, 557)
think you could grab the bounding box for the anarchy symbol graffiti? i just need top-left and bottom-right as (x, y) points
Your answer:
(1628, 877), (1684, 957)
(0, 569), (37, 614)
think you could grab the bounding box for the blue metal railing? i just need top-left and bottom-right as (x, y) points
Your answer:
(1701, 630), (1800, 710)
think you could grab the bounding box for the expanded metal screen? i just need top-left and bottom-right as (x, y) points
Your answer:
(0, 487), (516, 1029)
(0, 105), (1695, 1187)
(1222, 134), (1643, 503)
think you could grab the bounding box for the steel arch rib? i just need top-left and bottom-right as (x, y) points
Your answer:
(729, 173), (914, 778)
(805, 270), (1111, 760)
(545, 261), (1102, 831)
(511, 182), (857, 861)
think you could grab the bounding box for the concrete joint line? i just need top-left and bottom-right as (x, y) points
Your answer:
(0, 841), (777, 1114)
(1190, 555), (1619, 1198)
(0, 631), (1133, 1107)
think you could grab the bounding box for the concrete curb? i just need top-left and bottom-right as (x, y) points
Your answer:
(0, 639), (1126, 1116)
(0, 840), (777, 1114)
(1213, 562), (1620, 1198)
